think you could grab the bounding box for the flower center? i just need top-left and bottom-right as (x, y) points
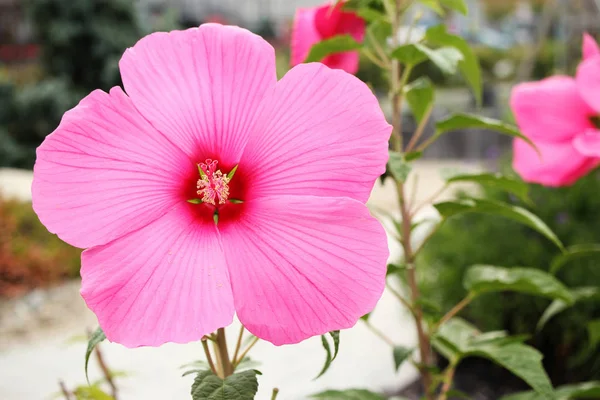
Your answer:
(196, 159), (230, 205)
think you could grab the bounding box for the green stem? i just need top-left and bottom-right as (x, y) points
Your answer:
(202, 338), (218, 376)
(406, 104), (433, 152)
(232, 326), (245, 366)
(435, 294), (475, 332)
(271, 388), (280, 400)
(364, 321), (396, 347)
(216, 328), (234, 377)
(233, 336), (259, 367)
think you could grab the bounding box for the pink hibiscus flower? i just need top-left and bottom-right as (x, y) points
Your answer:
(291, 1), (365, 74)
(32, 24), (391, 347)
(511, 33), (600, 187)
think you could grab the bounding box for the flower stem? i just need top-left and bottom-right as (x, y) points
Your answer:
(216, 328), (234, 377)
(95, 343), (118, 400)
(271, 388), (280, 400)
(406, 105), (433, 152)
(438, 363), (457, 400)
(58, 380), (72, 400)
(232, 326), (245, 366)
(363, 321), (396, 347)
(201, 338), (218, 376)
(233, 336), (259, 367)
(435, 294), (475, 332)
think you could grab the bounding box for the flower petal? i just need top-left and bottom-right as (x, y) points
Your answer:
(583, 33), (600, 60)
(241, 63), (391, 203)
(119, 24), (276, 164)
(291, 7), (322, 67)
(576, 56), (600, 113)
(81, 204), (234, 348)
(219, 195), (388, 345)
(32, 88), (189, 249)
(573, 129), (600, 157)
(513, 138), (599, 187)
(510, 76), (594, 142)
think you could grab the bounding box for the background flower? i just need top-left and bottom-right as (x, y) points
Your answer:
(291, 1), (365, 74)
(511, 33), (600, 187)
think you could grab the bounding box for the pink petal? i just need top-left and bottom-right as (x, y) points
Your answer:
(219, 195), (388, 345)
(32, 88), (189, 249)
(291, 7), (322, 67)
(241, 63), (391, 203)
(573, 129), (600, 157)
(119, 24), (276, 165)
(510, 76), (595, 142)
(513, 139), (599, 187)
(583, 33), (600, 60)
(576, 56), (600, 113)
(81, 204), (234, 347)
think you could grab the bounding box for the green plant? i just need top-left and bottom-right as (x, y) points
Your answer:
(418, 162), (600, 384)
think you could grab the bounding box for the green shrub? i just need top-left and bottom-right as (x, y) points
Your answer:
(0, 196), (81, 297)
(418, 161), (600, 384)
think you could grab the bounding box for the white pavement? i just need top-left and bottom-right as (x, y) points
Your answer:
(0, 160), (482, 400)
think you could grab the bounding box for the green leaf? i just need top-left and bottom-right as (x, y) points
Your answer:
(434, 113), (537, 153)
(405, 151), (423, 162)
(311, 389), (386, 400)
(439, 0), (468, 15)
(404, 77), (434, 123)
(388, 151), (412, 182)
(73, 385), (114, 400)
(304, 35), (362, 63)
(433, 198), (564, 250)
(418, 0), (445, 15)
(391, 44), (463, 74)
(191, 369), (260, 400)
(365, 20), (392, 48)
(315, 334), (333, 379)
(445, 173), (531, 204)
(501, 381), (600, 400)
(393, 346), (413, 371)
(85, 327), (106, 384)
(329, 331), (340, 361)
(537, 287), (600, 331)
(426, 25), (481, 105)
(433, 319), (554, 398)
(355, 8), (387, 22)
(464, 265), (574, 304)
(468, 344), (554, 399)
(550, 244), (600, 274)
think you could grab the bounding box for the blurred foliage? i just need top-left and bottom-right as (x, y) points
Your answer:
(1, 0), (143, 168)
(418, 159), (600, 384)
(0, 195), (81, 297)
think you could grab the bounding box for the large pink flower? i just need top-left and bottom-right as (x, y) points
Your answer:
(511, 33), (600, 187)
(31, 24), (391, 347)
(291, 1), (365, 74)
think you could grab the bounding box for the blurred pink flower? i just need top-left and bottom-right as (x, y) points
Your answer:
(291, 1), (365, 74)
(511, 33), (600, 187)
(32, 24), (391, 347)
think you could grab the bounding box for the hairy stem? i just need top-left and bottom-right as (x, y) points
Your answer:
(216, 328), (234, 377)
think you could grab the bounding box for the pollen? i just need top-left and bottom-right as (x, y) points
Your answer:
(196, 159), (231, 205)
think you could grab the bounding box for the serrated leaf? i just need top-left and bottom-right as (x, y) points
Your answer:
(446, 173), (531, 204)
(550, 244), (600, 274)
(537, 287), (600, 331)
(311, 389), (386, 400)
(304, 35), (362, 63)
(434, 113), (538, 153)
(464, 265), (574, 304)
(426, 25), (481, 105)
(388, 151), (413, 182)
(393, 346), (413, 371)
(405, 77), (434, 123)
(418, 0), (445, 15)
(85, 327), (106, 384)
(434, 198), (563, 250)
(191, 369), (260, 400)
(440, 0), (468, 15)
(502, 381), (600, 400)
(391, 44), (463, 75)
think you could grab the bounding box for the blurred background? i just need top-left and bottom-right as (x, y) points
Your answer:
(1, 0), (600, 399)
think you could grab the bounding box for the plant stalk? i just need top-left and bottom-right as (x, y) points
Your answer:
(216, 328), (234, 377)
